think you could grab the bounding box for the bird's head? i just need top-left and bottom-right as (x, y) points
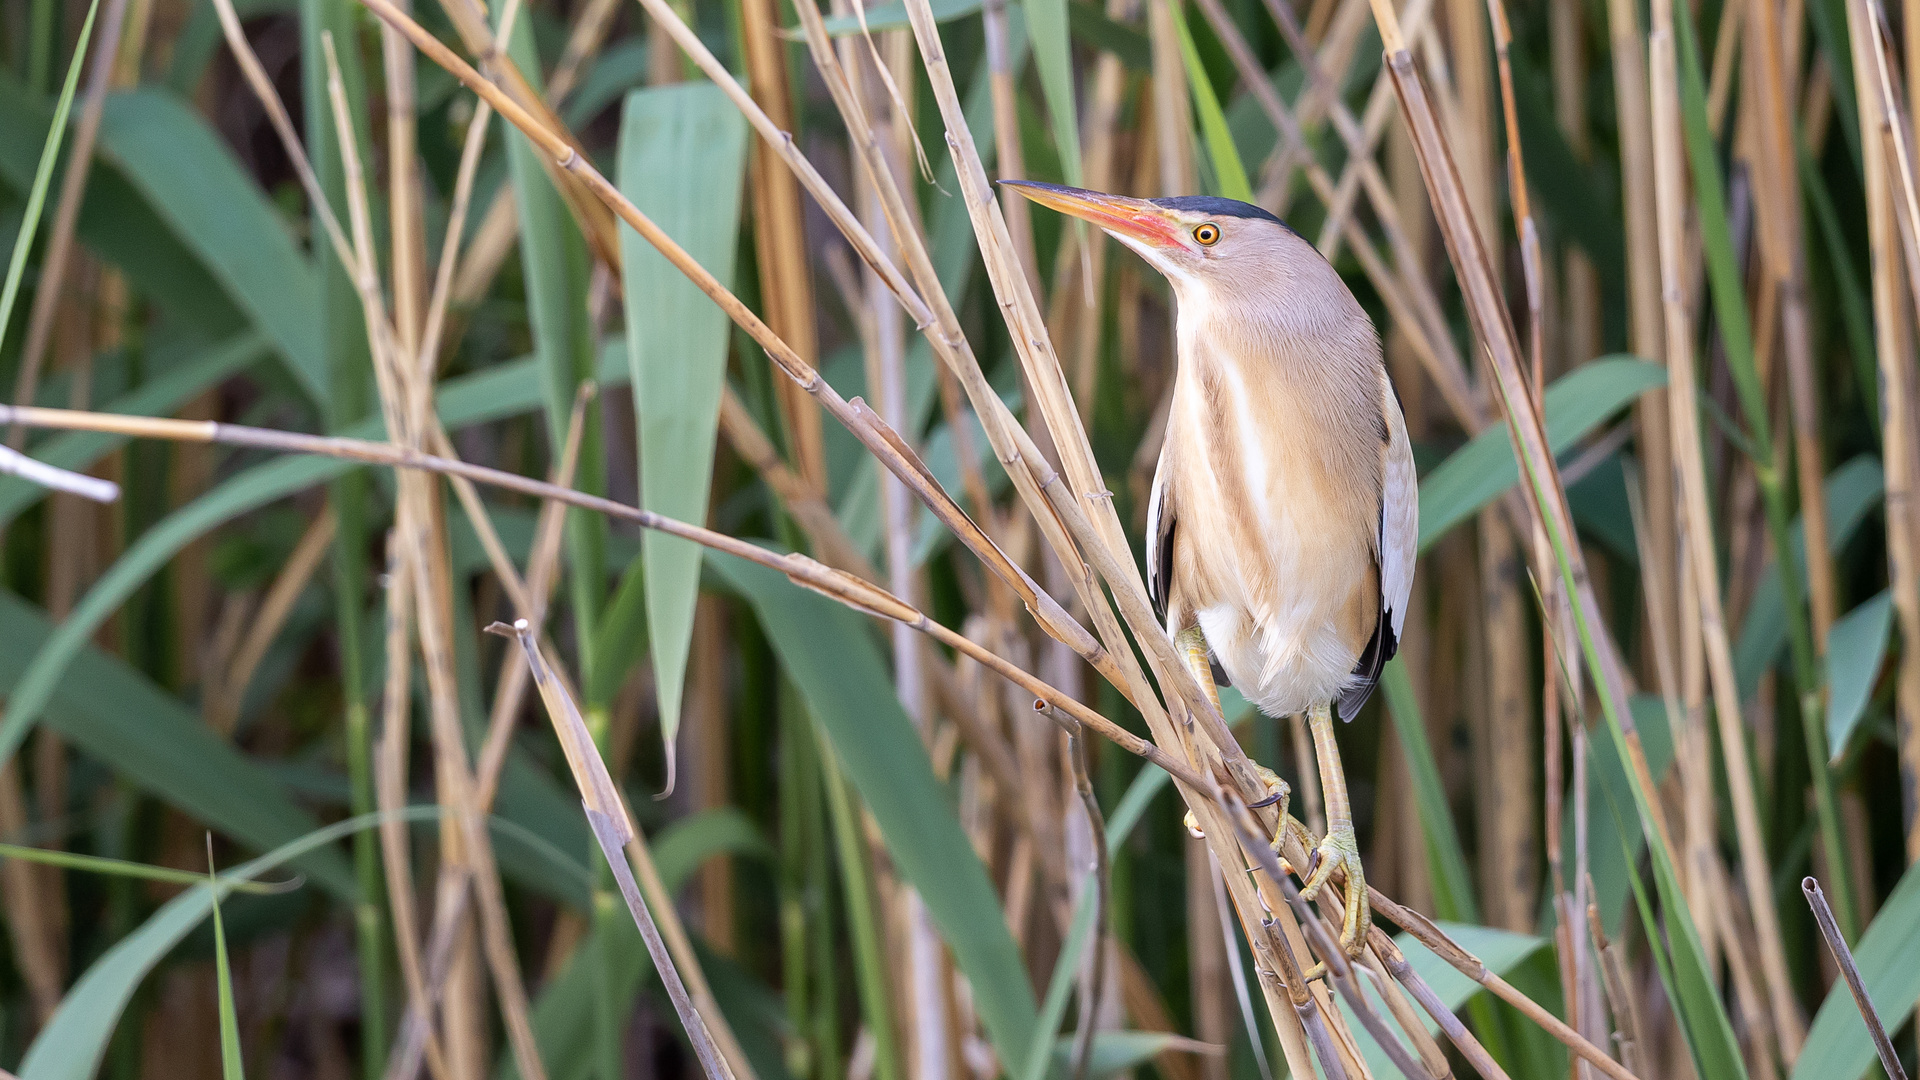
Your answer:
(1001, 181), (1323, 303)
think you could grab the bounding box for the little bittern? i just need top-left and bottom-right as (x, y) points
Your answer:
(1007, 182), (1416, 954)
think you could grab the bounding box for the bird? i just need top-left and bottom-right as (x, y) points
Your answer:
(1004, 181), (1416, 955)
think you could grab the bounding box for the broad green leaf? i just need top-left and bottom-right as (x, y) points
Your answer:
(1826, 590), (1893, 763)
(0, 591), (355, 899)
(1341, 923), (1545, 1077)
(814, 0), (983, 35)
(506, 12), (609, 700)
(618, 83), (750, 789)
(1736, 455), (1886, 696)
(1026, 0), (1084, 188)
(1167, 0), (1252, 202)
(711, 551), (1040, 1068)
(0, 342), (631, 769)
(0, 331), (269, 526)
(0, 81), (243, 333)
(1049, 1033), (1192, 1079)
(1418, 357), (1666, 551)
(98, 90), (327, 407)
(1793, 859), (1920, 1080)
(1382, 658), (1477, 923)
(17, 807), (437, 1080)
(562, 41), (649, 128)
(0, 0), (100, 348)
(505, 808), (774, 1080)
(588, 559), (650, 709)
(1583, 695), (1674, 937)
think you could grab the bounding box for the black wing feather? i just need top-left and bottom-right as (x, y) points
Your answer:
(1335, 505), (1399, 722)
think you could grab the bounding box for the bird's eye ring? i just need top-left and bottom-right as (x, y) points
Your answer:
(1193, 223), (1221, 246)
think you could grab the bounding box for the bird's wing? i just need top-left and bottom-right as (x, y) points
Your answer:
(1337, 372), (1418, 721)
(1146, 444), (1174, 627)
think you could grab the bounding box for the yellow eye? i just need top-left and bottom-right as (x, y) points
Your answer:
(1193, 222), (1220, 246)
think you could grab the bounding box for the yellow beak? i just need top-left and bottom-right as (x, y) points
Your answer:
(999, 181), (1187, 251)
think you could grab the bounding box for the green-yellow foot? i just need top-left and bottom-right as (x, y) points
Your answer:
(1300, 701), (1369, 957)
(1298, 820), (1370, 956)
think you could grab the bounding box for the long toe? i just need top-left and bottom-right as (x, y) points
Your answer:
(1298, 840), (1339, 901)
(1340, 858), (1371, 957)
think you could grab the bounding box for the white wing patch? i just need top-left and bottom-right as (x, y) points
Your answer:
(1379, 372), (1418, 639)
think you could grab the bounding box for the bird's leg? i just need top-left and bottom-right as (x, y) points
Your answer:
(1172, 625), (1293, 835)
(1296, 700), (1369, 956)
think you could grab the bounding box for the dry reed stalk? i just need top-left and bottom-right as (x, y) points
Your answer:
(1475, 511), (1534, 934)
(1646, 0), (1807, 1053)
(205, 508), (336, 734)
(1363, 885), (1640, 1080)
(738, 0), (826, 487)
(1258, 0), (1364, 213)
(1704, 0), (1742, 135)
(373, 544), (449, 1080)
(1744, 0), (1836, 652)
(1352, 10), (1669, 1071)
(1698, 851), (1781, 1080)
(491, 619), (733, 1080)
(415, 91), (490, 387)
(1438, 0), (1494, 258)
(325, 58), (486, 1080)
(429, 0), (1141, 734)
(1186, 839), (1231, 1080)
(846, 38), (958, 1078)
(1225, 805), (1426, 1080)
(1066, 731), (1110, 1080)
(382, 8), (426, 357)
(981, 0), (1040, 295)
(425, 0), (620, 268)
(1354, 946), (1452, 1080)
(1367, 929), (1510, 1080)
(901, 0), (1280, 812)
(0, 405), (1210, 791)
(473, 385), (591, 811)
(1602, 0), (1677, 718)
(690, 596), (733, 951)
(1181, 803), (1322, 1080)
(1550, 0), (1599, 369)
(1585, 897), (1646, 1079)
(545, 0), (622, 100)
(0, 446), (117, 502)
(1191, 0), (1478, 431)
(1804, 877), (1910, 1080)
(1846, 0), (1920, 865)
(1312, 0), (1442, 257)
(1148, 0), (1196, 195)
(1060, 0), (1134, 412)
(1448, 0), (1544, 946)
(723, 384), (1027, 802)
(325, 35), (553, 1077)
